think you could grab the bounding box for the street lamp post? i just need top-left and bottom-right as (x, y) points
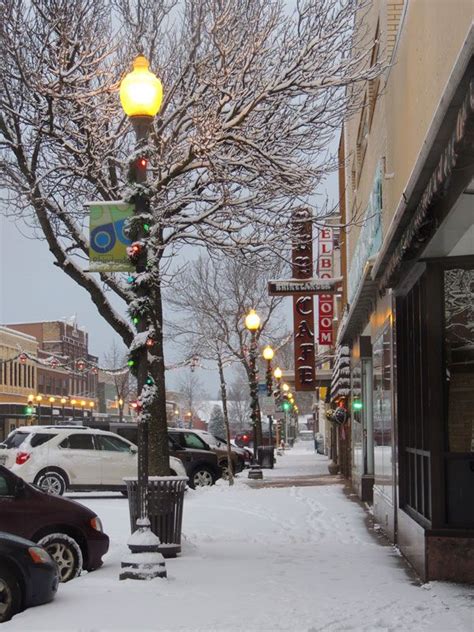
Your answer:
(60, 398), (67, 422)
(49, 397), (56, 424)
(262, 345), (274, 449)
(70, 399), (77, 421)
(262, 345), (274, 396)
(35, 395), (42, 425)
(245, 309), (262, 472)
(119, 55), (166, 581)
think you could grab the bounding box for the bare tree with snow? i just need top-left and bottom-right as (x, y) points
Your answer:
(0, 0), (381, 473)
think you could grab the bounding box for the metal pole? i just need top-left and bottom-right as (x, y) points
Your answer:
(130, 115), (153, 525)
(249, 330), (259, 463)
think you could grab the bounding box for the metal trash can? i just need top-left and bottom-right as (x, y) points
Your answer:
(125, 476), (187, 558)
(257, 446), (275, 469)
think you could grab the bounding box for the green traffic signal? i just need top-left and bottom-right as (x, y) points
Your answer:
(282, 401), (291, 412)
(24, 405), (34, 415)
(352, 400), (363, 411)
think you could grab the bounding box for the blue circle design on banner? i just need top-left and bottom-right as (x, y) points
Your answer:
(91, 223), (116, 254)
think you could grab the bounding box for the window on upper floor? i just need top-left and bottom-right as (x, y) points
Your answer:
(368, 21), (380, 127)
(356, 98), (369, 179)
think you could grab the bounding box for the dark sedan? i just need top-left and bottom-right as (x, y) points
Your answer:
(0, 465), (109, 582)
(109, 424), (221, 488)
(0, 531), (58, 622)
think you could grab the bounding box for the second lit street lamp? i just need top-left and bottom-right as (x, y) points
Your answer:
(244, 309), (262, 471)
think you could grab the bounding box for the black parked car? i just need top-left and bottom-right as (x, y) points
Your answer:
(0, 465), (109, 582)
(109, 424), (221, 489)
(0, 531), (58, 622)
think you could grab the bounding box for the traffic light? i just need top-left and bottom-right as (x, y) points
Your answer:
(24, 405), (34, 415)
(282, 400), (291, 412)
(352, 399), (363, 411)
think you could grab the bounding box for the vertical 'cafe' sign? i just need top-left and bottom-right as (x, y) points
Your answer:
(292, 209), (316, 391)
(318, 227), (334, 345)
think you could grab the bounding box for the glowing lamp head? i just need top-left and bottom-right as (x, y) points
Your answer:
(80, 400), (86, 407)
(71, 399), (77, 406)
(120, 55), (163, 118)
(244, 309), (260, 331)
(282, 383), (290, 392)
(60, 398), (67, 404)
(49, 397), (55, 403)
(262, 345), (274, 361)
(89, 401), (95, 408)
(273, 367), (282, 380)
(35, 395), (43, 402)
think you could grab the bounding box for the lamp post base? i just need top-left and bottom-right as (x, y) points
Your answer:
(119, 517), (167, 580)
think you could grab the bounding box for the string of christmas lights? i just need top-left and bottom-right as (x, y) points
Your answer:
(0, 350), (200, 374)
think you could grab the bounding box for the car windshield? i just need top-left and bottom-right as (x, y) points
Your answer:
(3, 431), (30, 449)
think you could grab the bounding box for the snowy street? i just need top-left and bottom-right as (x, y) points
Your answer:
(3, 444), (472, 632)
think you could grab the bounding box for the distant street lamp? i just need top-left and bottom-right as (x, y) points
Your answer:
(262, 345), (274, 396)
(119, 54), (166, 581)
(35, 395), (43, 424)
(244, 309), (262, 465)
(71, 399), (77, 420)
(60, 398), (67, 421)
(89, 401), (95, 420)
(49, 397), (56, 424)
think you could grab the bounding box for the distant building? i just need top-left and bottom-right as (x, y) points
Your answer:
(0, 326), (38, 404)
(0, 326), (39, 439)
(7, 319), (98, 400)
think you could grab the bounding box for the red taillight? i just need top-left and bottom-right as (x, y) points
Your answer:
(243, 435), (248, 441)
(16, 451), (31, 465)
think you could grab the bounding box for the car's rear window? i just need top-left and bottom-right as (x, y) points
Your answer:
(3, 431), (29, 449)
(29, 433), (56, 448)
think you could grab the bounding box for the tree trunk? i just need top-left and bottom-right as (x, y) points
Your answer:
(217, 354), (234, 486)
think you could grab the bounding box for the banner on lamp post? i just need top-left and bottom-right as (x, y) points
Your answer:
(87, 201), (134, 272)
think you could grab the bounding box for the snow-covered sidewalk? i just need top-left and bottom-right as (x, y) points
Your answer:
(4, 445), (472, 631)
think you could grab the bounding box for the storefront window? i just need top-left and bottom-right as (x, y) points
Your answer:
(373, 324), (393, 499)
(444, 268), (474, 453)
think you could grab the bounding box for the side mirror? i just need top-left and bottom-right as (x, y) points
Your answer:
(130, 445), (138, 454)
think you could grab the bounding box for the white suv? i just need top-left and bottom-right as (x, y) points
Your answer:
(0, 425), (186, 495)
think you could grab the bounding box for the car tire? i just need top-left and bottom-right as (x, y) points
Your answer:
(38, 533), (83, 583)
(189, 466), (215, 489)
(0, 567), (21, 623)
(34, 470), (67, 496)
